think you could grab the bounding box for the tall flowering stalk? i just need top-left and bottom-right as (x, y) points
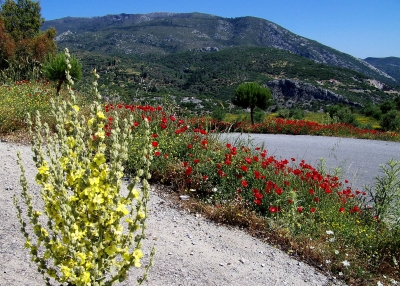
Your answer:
(14, 48), (154, 285)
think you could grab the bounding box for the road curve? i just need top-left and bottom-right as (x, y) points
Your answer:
(219, 133), (400, 192)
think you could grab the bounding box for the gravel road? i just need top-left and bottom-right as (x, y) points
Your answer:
(221, 133), (400, 192)
(0, 140), (345, 285)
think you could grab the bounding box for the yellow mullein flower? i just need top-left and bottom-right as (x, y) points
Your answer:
(137, 211), (146, 219)
(116, 203), (129, 216)
(105, 244), (117, 256)
(38, 163), (49, 175)
(89, 176), (100, 186)
(59, 157), (69, 169)
(93, 193), (104, 205)
(114, 224), (123, 236)
(68, 195), (79, 202)
(88, 117), (95, 127)
(76, 252), (86, 265)
(133, 249), (143, 268)
(80, 271), (91, 284)
(96, 111), (106, 120)
(66, 136), (76, 148)
(61, 265), (71, 278)
(72, 105), (80, 112)
(95, 131), (105, 139)
(93, 153), (106, 166)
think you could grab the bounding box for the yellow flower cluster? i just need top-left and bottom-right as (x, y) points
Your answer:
(14, 49), (155, 286)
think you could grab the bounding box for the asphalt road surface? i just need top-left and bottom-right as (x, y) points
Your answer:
(219, 133), (400, 192)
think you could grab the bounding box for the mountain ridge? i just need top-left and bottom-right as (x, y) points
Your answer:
(42, 12), (397, 86)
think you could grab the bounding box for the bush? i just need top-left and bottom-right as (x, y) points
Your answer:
(380, 109), (400, 131)
(326, 104), (357, 125)
(380, 100), (396, 114)
(361, 103), (382, 120)
(211, 107), (226, 121)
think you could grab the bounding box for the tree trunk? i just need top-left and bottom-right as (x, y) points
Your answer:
(56, 78), (64, 95)
(250, 106), (255, 125)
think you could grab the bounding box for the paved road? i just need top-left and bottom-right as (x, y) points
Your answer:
(219, 133), (400, 192)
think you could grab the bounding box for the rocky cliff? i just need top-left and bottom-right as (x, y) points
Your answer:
(266, 79), (362, 109)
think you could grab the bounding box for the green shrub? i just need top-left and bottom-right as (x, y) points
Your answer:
(380, 109), (400, 131)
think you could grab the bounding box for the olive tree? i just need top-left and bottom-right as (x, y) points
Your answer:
(232, 82), (273, 125)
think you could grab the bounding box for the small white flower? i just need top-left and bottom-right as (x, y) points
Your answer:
(334, 250), (340, 255)
(326, 230), (334, 235)
(377, 281), (383, 286)
(309, 246), (315, 249)
(212, 187), (218, 192)
(338, 272), (343, 276)
(325, 260), (331, 264)
(342, 260), (350, 267)
(329, 237), (335, 242)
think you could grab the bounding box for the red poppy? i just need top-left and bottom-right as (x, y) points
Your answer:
(339, 207), (345, 213)
(269, 206), (280, 213)
(240, 165), (248, 172)
(133, 121), (139, 127)
(193, 159), (200, 164)
(154, 151), (161, 156)
(275, 188), (283, 195)
(297, 206), (303, 213)
(245, 157), (252, 164)
(151, 141), (159, 147)
(254, 199), (262, 205)
(310, 207), (316, 213)
(187, 144), (193, 149)
(152, 133), (158, 138)
(241, 180), (248, 188)
(314, 197), (320, 203)
(185, 166), (193, 176)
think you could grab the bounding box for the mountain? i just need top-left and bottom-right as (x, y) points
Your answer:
(363, 57), (400, 83)
(42, 13), (397, 85)
(41, 13), (400, 111)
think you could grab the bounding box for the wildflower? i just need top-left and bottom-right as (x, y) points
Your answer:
(326, 230), (334, 235)
(342, 260), (350, 267)
(185, 166), (193, 176)
(297, 206), (303, 213)
(269, 206), (280, 213)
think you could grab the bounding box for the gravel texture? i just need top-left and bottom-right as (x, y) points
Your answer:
(0, 141), (342, 286)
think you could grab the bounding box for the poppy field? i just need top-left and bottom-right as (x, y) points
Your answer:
(105, 102), (399, 285)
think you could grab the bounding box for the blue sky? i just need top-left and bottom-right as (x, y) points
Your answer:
(36, 0), (400, 59)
